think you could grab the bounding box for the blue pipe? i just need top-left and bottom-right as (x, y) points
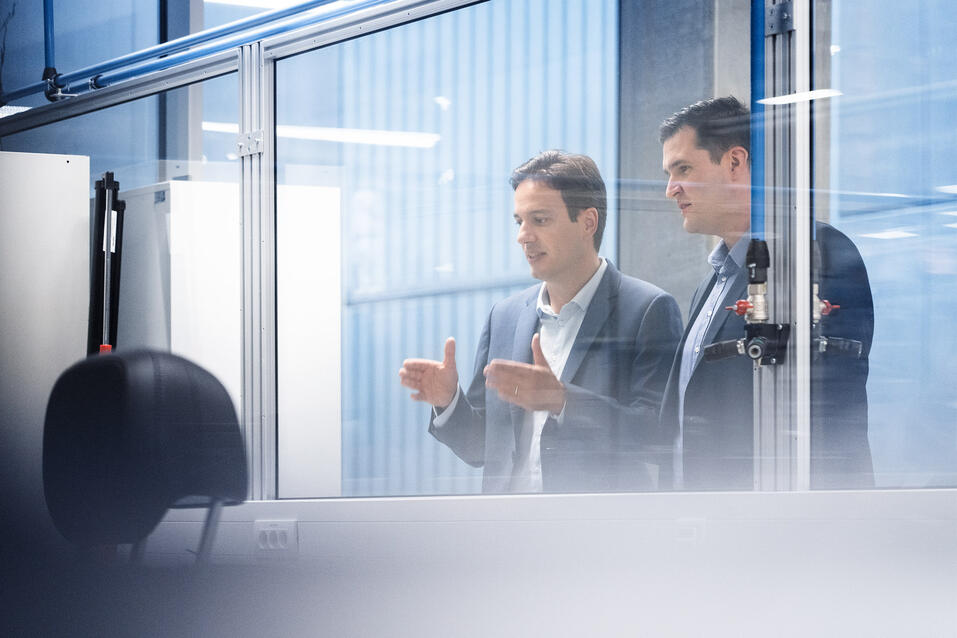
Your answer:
(43, 0), (55, 70)
(92, 0), (385, 88)
(749, 0), (765, 241)
(2, 81), (46, 103)
(54, 0), (345, 89)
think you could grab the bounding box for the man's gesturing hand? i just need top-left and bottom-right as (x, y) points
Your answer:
(399, 337), (459, 408)
(484, 333), (566, 414)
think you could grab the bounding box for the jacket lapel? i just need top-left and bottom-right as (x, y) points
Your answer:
(510, 290), (541, 447)
(560, 264), (618, 384)
(690, 274), (749, 377)
(512, 292), (540, 365)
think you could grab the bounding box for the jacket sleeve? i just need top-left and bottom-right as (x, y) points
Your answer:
(428, 309), (493, 467)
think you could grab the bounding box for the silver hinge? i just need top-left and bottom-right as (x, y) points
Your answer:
(766, 1), (794, 36)
(237, 130), (264, 157)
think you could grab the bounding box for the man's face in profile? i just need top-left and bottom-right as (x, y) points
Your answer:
(513, 180), (593, 284)
(662, 125), (748, 239)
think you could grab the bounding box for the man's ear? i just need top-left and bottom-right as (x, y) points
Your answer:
(728, 146), (749, 179)
(580, 207), (599, 237)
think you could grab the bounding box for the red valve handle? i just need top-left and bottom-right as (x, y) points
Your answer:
(725, 300), (753, 316)
(820, 300), (840, 316)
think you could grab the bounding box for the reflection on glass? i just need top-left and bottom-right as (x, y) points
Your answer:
(812, 0), (957, 488)
(276, 0), (620, 497)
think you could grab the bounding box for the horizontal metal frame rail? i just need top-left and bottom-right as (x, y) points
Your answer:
(1, 0), (346, 102)
(92, 0), (389, 90)
(57, 0), (339, 90)
(0, 50), (237, 137)
(0, 0), (481, 138)
(262, 0), (482, 61)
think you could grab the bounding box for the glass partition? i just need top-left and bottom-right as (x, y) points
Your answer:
(810, 0), (957, 488)
(275, 0), (760, 498)
(0, 73), (242, 416)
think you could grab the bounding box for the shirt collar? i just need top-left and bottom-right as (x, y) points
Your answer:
(537, 257), (608, 319)
(708, 232), (751, 275)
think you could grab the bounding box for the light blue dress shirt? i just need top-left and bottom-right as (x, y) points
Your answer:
(675, 235), (749, 487)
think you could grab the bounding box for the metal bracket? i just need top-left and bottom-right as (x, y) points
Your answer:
(237, 130), (264, 157)
(766, 1), (794, 36)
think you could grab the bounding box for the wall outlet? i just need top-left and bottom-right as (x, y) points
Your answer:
(254, 519), (299, 558)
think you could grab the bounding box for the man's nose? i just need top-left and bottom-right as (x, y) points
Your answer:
(665, 177), (681, 199)
(517, 221), (532, 244)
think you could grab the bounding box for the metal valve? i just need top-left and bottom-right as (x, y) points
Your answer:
(726, 299), (754, 317)
(820, 299), (840, 316)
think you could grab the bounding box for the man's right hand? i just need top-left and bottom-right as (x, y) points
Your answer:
(399, 337), (458, 408)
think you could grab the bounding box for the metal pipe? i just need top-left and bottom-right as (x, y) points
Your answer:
(55, 0), (345, 89)
(92, 0), (384, 89)
(750, 0), (766, 241)
(2, 81), (46, 103)
(43, 0), (55, 70)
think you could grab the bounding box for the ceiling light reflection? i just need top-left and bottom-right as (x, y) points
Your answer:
(757, 89), (843, 105)
(202, 121), (440, 148)
(860, 230), (918, 240)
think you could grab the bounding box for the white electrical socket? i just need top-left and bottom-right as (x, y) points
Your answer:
(254, 519), (299, 557)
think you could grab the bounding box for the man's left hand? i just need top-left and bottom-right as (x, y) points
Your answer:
(484, 333), (566, 414)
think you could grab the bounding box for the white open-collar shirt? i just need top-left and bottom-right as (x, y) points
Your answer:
(435, 258), (608, 492)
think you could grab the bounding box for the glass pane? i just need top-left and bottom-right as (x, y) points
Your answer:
(811, 0), (957, 488)
(276, 0), (755, 497)
(1, 74), (243, 417)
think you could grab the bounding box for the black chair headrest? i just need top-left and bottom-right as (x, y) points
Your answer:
(43, 349), (248, 546)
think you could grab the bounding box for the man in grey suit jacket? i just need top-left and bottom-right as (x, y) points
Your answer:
(658, 97), (874, 490)
(400, 151), (682, 493)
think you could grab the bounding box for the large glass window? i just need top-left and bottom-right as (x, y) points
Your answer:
(276, 0), (623, 497)
(274, 0), (761, 498)
(811, 0), (957, 488)
(8, 0), (950, 502)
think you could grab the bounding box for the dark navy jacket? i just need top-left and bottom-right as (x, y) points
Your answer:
(660, 222), (874, 490)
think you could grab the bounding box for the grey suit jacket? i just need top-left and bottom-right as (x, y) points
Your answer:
(430, 263), (683, 493)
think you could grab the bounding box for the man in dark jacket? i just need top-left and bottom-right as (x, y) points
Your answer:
(658, 97), (874, 490)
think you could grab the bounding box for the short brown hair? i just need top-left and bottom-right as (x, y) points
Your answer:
(658, 96), (751, 164)
(510, 150), (606, 251)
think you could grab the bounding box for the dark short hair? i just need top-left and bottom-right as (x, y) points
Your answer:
(509, 150), (606, 251)
(658, 96), (751, 164)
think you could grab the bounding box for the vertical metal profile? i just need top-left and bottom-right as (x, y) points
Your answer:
(260, 51), (278, 499)
(239, 41), (277, 500)
(791, 0), (812, 491)
(754, 0), (801, 491)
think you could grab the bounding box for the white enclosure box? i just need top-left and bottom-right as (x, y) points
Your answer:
(119, 180), (342, 498)
(118, 180), (243, 417)
(0, 151), (90, 542)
